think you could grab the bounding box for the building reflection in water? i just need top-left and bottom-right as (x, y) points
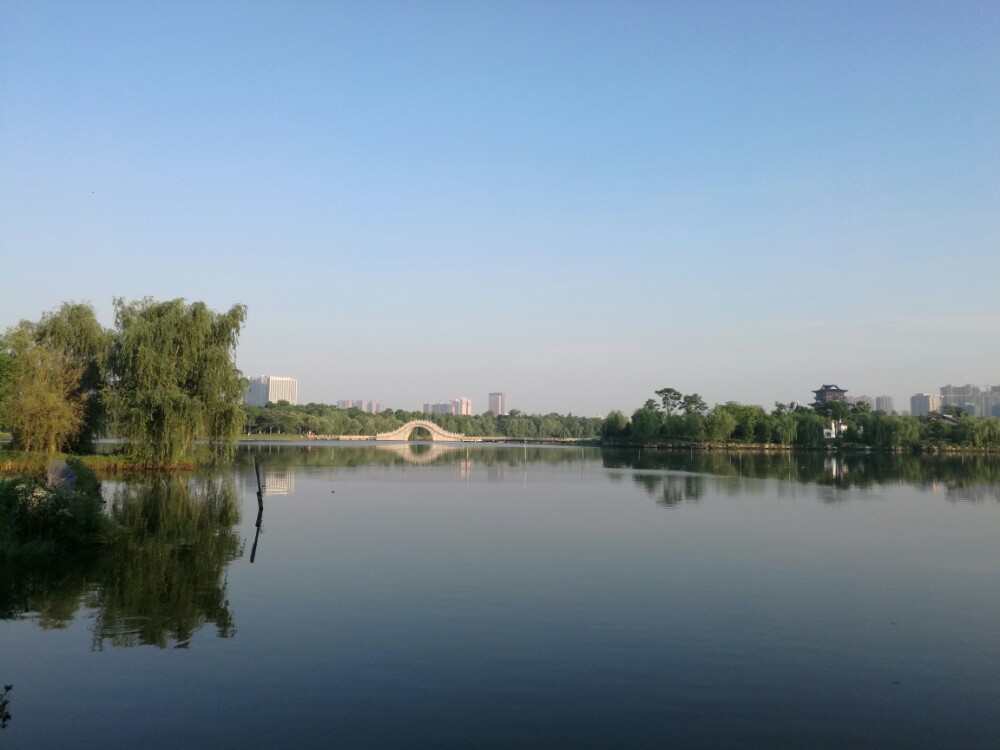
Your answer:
(261, 469), (294, 495)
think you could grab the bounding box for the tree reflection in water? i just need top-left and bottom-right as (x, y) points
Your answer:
(90, 476), (244, 648)
(0, 475), (244, 649)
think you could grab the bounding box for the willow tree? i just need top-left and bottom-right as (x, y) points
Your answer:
(33, 303), (111, 450)
(1, 321), (89, 452)
(106, 298), (247, 464)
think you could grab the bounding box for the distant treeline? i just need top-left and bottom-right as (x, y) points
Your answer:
(243, 402), (603, 440)
(602, 387), (1000, 451)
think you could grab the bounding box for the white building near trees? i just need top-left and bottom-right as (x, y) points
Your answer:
(245, 375), (298, 406)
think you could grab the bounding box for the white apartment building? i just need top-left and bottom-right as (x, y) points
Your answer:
(874, 396), (894, 413)
(244, 375), (298, 406)
(910, 393), (940, 417)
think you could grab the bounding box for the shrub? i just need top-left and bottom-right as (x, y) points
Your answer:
(0, 463), (116, 559)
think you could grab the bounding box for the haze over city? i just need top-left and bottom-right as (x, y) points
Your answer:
(2, 1), (997, 415)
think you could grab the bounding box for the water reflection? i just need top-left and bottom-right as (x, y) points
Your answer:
(630, 471), (705, 507)
(0, 684), (10, 730)
(0, 475), (244, 649)
(600, 448), (1000, 492)
(236, 442), (594, 470)
(237, 443), (1000, 496)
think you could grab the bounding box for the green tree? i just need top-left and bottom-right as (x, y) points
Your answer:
(106, 298), (247, 464)
(680, 393), (708, 416)
(506, 417), (538, 439)
(601, 410), (630, 440)
(33, 303), (111, 450)
(705, 407), (736, 442)
(677, 412), (707, 440)
(655, 387), (683, 416)
(895, 416), (921, 448)
(794, 411), (828, 447)
(0, 322), (33, 433)
(815, 399), (851, 422)
(630, 406), (663, 441)
(1, 321), (91, 453)
(9, 345), (87, 452)
(770, 411), (798, 445)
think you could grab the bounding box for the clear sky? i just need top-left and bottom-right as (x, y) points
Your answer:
(2, 1), (998, 415)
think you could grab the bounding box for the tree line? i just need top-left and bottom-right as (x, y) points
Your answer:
(244, 401), (603, 440)
(0, 299), (247, 464)
(602, 387), (1000, 450)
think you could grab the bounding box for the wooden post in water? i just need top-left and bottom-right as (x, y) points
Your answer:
(251, 457), (264, 563)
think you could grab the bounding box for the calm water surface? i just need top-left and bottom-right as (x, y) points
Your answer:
(3, 445), (1000, 749)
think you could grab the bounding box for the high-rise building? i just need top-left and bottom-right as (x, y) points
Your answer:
(874, 396), (894, 413)
(846, 395), (874, 409)
(488, 392), (506, 416)
(244, 375), (298, 406)
(336, 399), (365, 410)
(422, 397), (472, 415)
(910, 393), (941, 417)
(971, 386), (999, 419)
(940, 384), (980, 414)
(366, 400), (386, 414)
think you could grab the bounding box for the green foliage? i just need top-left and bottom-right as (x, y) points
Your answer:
(630, 407), (663, 441)
(1, 321), (87, 453)
(8, 346), (87, 453)
(794, 411), (827, 447)
(92, 475), (242, 647)
(604, 387), (1000, 452)
(601, 410), (630, 440)
(106, 298), (247, 465)
(677, 412), (707, 440)
(771, 411), (797, 445)
(0, 305), (110, 453)
(680, 393), (708, 416)
(0, 463), (114, 559)
(34, 303), (111, 450)
(0, 474), (243, 647)
(243, 402), (603, 441)
(655, 387), (683, 416)
(704, 407), (736, 442)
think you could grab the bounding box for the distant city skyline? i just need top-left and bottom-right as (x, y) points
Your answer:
(2, 2), (997, 416)
(266, 377), (1000, 419)
(246, 372), (1000, 419)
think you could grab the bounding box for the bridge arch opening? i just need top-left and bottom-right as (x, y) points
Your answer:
(407, 426), (432, 441)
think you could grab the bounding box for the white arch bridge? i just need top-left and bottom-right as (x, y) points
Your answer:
(374, 420), (481, 442)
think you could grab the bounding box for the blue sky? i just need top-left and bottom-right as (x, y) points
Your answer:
(2, 1), (998, 415)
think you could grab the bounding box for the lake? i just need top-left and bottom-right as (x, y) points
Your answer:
(3, 444), (1000, 749)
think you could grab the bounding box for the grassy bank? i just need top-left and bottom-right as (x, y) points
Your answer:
(0, 451), (197, 479)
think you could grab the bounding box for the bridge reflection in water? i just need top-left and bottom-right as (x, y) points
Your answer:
(375, 443), (463, 465)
